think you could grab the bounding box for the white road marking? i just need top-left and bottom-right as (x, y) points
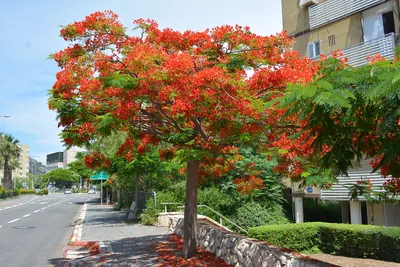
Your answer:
(8, 218), (20, 224)
(33, 210), (40, 213)
(22, 214), (31, 218)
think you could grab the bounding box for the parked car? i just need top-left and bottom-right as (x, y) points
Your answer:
(64, 189), (72, 194)
(88, 189), (95, 194)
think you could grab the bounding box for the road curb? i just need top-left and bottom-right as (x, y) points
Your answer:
(70, 203), (87, 243)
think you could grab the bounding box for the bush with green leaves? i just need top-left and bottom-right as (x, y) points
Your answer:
(140, 197), (159, 225)
(249, 222), (400, 262)
(19, 189), (36, 195)
(233, 202), (289, 231)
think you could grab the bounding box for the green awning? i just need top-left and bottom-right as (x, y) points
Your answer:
(90, 171), (110, 181)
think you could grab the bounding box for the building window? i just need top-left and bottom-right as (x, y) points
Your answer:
(382, 11), (395, 35)
(307, 40), (321, 58)
(328, 34), (336, 47)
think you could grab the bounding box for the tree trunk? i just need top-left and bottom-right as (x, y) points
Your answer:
(2, 158), (12, 190)
(132, 176), (140, 219)
(183, 160), (200, 259)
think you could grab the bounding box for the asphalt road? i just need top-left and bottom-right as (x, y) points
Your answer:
(0, 193), (91, 267)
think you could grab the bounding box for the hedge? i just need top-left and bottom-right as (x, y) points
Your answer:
(0, 187), (20, 199)
(249, 222), (400, 262)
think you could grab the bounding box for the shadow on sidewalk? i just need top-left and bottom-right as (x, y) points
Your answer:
(48, 234), (170, 267)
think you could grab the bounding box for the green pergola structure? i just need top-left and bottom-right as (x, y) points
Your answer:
(90, 171), (109, 205)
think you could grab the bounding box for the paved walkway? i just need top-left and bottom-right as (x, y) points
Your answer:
(67, 197), (169, 266)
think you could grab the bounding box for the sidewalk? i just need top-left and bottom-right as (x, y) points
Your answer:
(65, 197), (169, 266)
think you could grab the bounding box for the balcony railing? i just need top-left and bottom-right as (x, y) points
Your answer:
(309, 0), (386, 30)
(311, 33), (395, 67)
(321, 170), (388, 201)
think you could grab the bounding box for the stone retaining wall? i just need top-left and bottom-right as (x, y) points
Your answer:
(170, 217), (334, 267)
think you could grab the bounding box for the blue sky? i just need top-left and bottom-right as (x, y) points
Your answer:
(0, 0), (282, 164)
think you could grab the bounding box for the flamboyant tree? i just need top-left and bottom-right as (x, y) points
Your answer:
(48, 11), (317, 258)
(273, 54), (400, 197)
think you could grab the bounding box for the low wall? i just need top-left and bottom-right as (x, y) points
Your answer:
(170, 217), (334, 267)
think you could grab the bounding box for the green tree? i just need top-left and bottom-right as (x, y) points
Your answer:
(0, 133), (22, 190)
(273, 56), (400, 195)
(67, 152), (93, 184)
(44, 168), (78, 189)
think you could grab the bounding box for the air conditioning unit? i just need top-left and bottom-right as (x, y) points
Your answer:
(300, 0), (326, 8)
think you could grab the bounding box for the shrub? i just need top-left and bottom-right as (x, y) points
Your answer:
(198, 186), (236, 217)
(155, 191), (183, 212)
(140, 198), (158, 225)
(19, 189), (36, 195)
(249, 222), (322, 253)
(249, 222), (400, 262)
(38, 188), (49, 196)
(232, 202), (289, 231)
(13, 188), (20, 196)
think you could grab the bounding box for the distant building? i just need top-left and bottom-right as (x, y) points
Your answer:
(46, 147), (86, 173)
(63, 146), (86, 168)
(46, 152), (64, 173)
(12, 144), (30, 180)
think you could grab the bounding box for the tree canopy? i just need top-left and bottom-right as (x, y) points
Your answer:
(44, 168), (78, 189)
(49, 11), (318, 258)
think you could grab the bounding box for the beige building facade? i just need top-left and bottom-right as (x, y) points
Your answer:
(282, 0), (399, 65)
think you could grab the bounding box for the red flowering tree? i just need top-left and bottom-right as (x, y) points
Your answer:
(48, 11), (316, 258)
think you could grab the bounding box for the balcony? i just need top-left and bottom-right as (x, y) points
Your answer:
(309, 0), (386, 30)
(320, 170), (388, 201)
(311, 33), (395, 67)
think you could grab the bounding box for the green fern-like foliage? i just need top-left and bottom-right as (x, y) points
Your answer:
(272, 57), (400, 179)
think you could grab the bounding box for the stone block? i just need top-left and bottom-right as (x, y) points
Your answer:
(216, 248), (222, 257)
(226, 252), (238, 265)
(249, 244), (261, 260)
(221, 246), (228, 256)
(237, 250), (245, 264)
(237, 239), (250, 257)
(244, 257), (254, 267)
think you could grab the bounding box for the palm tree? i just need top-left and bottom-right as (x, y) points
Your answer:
(0, 133), (22, 190)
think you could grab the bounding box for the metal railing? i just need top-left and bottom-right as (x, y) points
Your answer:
(309, 0), (385, 30)
(177, 204), (248, 234)
(310, 33), (396, 67)
(160, 202), (183, 213)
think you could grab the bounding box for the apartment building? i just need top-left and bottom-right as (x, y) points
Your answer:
(63, 146), (86, 168)
(283, 0), (399, 66)
(282, 0), (400, 226)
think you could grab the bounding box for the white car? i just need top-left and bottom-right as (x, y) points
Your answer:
(64, 189), (72, 194)
(88, 189), (95, 194)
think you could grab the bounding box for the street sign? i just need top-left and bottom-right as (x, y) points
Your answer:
(90, 171), (109, 181)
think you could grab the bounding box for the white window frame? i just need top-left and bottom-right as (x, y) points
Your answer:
(307, 40), (321, 58)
